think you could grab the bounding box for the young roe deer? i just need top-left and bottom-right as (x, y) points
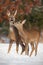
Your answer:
(13, 20), (40, 56)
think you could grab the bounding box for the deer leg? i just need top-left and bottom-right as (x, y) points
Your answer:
(21, 44), (29, 55)
(19, 41), (25, 55)
(25, 43), (29, 55)
(8, 40), (13, 53)
(21, 43), (25, 55)
(35, 43), (38, 56)
(16, 41), (19, 53)
(21, 44), (25, 55)
(30, 42), (35, 56)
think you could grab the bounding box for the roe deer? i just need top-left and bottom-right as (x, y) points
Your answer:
(6, 10), (26, 54)
(13, 20), (40, 56)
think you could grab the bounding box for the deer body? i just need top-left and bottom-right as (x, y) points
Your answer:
(9, 27), (16, 41)
(14, 21), (40, 56)
(7, 10), (25, 54)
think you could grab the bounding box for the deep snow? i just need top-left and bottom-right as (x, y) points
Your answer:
(0, 43), (43, 65)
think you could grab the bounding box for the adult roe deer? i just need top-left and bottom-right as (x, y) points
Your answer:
(6, 10), (26, 54)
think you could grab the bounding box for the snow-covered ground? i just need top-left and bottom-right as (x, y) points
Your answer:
(0, 43), (43, 65)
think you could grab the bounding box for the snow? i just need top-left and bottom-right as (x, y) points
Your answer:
(0, 43), (43, 65)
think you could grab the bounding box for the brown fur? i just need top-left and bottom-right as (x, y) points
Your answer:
(7, 10), (40, 56)
(14, 21), (40, 56)
(6, 10), (25, 54)
(8, 26), (25, 54)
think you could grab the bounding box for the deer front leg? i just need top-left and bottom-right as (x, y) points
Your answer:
(25, 43), (29, 55)
(16, 42), (19, 53)
(8, 40), (13, 53)
(30, 42), (35, 56)
(21, 44), (25, 55)
(19, 41), (25, 55)
(21, 45), (29, 55)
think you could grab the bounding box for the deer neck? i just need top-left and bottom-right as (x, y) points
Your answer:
(14, 24), (25, 36)
(9, 23), (14, 32)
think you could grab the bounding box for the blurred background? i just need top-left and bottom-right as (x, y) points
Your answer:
(0, 0), (43, 35)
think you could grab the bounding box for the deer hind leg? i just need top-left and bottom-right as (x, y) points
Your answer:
(35, 43), (38, 56)
(25, 43), (29, 55)
(8, 40), (13, 53)
(30, 42), (35, 56)
(35, 34), (40, 56)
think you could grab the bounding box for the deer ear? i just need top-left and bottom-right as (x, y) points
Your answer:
(22, 19), (26, 25)
(14, 10), (17, 17)
(6, 10), (10, 17)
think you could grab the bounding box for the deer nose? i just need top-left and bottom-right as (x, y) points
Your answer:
(11, 18), (13, 21)
(11, 19), (13, 21)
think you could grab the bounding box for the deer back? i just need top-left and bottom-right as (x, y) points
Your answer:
(14, 21), (40, 44)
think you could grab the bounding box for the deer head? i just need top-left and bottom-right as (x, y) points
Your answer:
(13, 19), (26, 34)
(7, 10), (17, 26)
(14, 19), (26, 27)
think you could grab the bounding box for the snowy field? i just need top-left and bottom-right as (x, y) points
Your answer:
(0, 42), (43, 65)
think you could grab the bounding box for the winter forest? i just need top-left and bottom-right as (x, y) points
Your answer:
(0, 0), (43, 65)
